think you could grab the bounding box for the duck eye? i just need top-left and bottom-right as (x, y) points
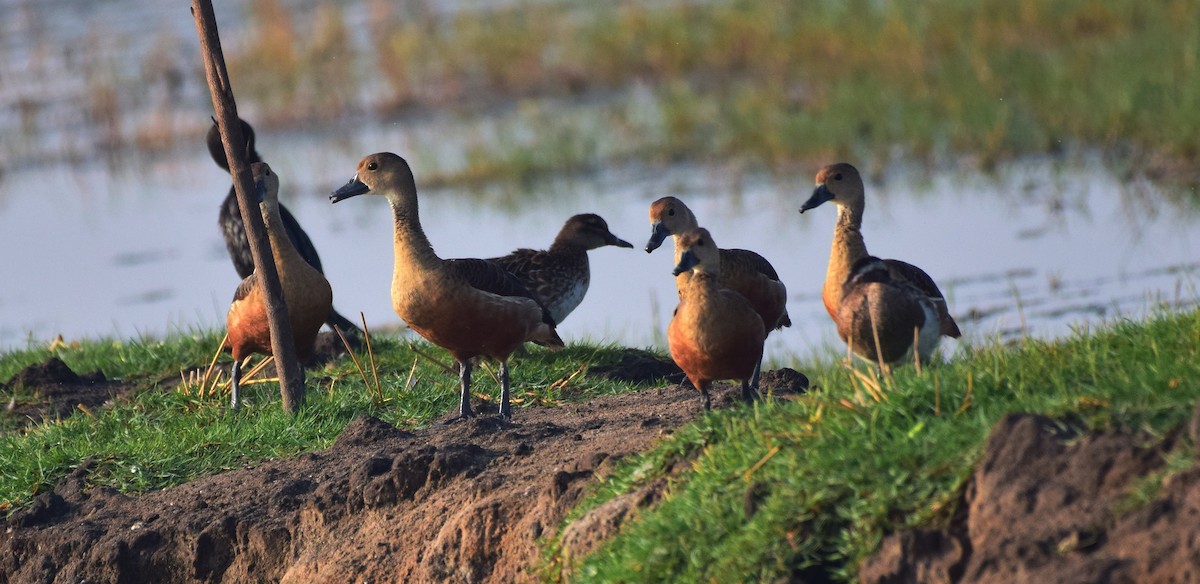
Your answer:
(667, 208), (675, 216)
(834, 172), (843, 181)
(367, 161), (378, 171)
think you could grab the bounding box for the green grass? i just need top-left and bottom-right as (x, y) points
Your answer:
(542, 309), (1200, 582)
(4, 311), (1199, 580)
(0, 336), (656, 514)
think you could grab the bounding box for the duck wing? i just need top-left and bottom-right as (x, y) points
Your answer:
(445, 258), (557, 326)
(884, 258), (961, 338)
(722, 248), (782, 281)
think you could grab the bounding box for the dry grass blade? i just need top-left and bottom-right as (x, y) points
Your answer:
(549, 362), (588, 393)
(957, 370), (974, 415)
(359, 313), (382, 398)
(408, 342), (457, 375)
(403, 357), (420, 391)
(743, 445), (782, 482)
(201, 334), (228, 396)
(913, 326), (923, 377)
(334, 325), (377, 401)
(478, 360), (501, 386)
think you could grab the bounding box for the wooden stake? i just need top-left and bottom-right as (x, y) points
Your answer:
(191, 0), (305, 412)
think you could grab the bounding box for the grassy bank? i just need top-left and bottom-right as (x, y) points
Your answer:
(223, 0), (1200, 184)
(543, 308), (1200, 581)
(0, 335), (644, 513)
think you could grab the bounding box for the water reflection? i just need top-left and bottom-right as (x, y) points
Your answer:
(1, 142), (1196, 360)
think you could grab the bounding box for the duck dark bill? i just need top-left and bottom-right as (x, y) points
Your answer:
(672, 249), (700, 276)
(645, 221), (670, 253)
(330, 177), (370, 203)
(799, 183), (834, 213)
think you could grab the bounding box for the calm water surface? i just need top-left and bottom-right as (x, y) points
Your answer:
(0, 0), (1196, 358)
(1, 141), (1196, 360)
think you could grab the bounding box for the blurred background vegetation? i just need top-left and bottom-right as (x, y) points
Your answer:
(2, 0), (1197, 185)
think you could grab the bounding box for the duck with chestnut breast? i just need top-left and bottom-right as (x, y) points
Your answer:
(226, 162), (333, 409)
(667, 227), (766, 410)
(489, 213), (633, 325)
(646, 196), (789, 388)
(329, 152), (563, 420)
(207, 118), (359, 334)
(800, 162), (960, 363)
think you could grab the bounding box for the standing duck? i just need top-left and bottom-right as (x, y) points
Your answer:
(799, 162), (960, 364)
(329, 152), (564, 420)
(645, 196), (789, 386)
(488, 213), (633, 325)
(668, 228), (766, 410)
(837, 256), (941, 369)
(226, 162), (333, 408)
(207, 119), (359, 334)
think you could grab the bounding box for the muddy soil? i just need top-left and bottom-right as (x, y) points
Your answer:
(1, 351), (806, 583)
(2, 357), (136, 429)
(860, 411), (1200, 583)
(6, 353), (1199, 583)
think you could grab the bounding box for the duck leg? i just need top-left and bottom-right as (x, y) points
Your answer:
(498, 360), (512, 420)
(698, 384), (712, 411)
(230, 359), (242, 409)
(749, 357), (763, 393)
(740, 378), (761, 404)
(457, 360), (475, 419)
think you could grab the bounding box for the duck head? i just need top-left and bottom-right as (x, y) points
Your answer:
(207, 117), (260, 173)
(672, 227), (720, 277)
(249, 161), (278, 207)
(800, 162), (865, 213)
(558, 213), (634, 250)
(645, 196), (697, 253)
(329, 152), (417, 204)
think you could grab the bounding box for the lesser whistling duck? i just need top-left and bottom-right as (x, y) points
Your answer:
(488, 213), (633, 325)
(329, 152), (564, 420)
(645, 196), (790, 387)
(667, 228), (766, 410)
(838, 256), (941, 369)
(207, 119), (359, 334)
(799, 162), (961, 363)
(226, 162), (333, 408)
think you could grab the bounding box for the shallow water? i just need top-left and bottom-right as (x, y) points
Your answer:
(1, 138), (1196, 361)
(1, 0), (1197, 358)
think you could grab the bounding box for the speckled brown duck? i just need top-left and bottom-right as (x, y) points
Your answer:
(207, 119), (358, 334)
(799, 162), (960, 362)
(488, 213), (633, 325)
(667, 228), (766, 410)
(330, 152), (564, 420)
(226, 162), (333, 409)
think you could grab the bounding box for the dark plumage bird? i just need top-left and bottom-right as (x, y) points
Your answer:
(329, 152), (564, 420)
(207, 119), (359, 334)
(226, 162), (333, 408)
(667, 228), (766, 410)
(488, 213), (633, 325)
(799, 162), (960, 366)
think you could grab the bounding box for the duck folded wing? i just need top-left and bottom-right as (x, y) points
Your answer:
(883, 258), (960, 338)
(488, 248), (542, 276)
(231, 274), (257, 303)
(724, 248), (783, 281)
(445, 258), (557, 326)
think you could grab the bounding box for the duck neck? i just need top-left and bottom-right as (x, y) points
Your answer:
(826, 202), (868, 311)
(389, 195), (441, 279)
(548, 238), (589, 258)
(678, 270), (720, 305)
(261, 203), (306, 278)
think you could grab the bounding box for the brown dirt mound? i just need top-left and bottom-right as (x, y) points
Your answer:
(1, 376), (780, 583)
(859, 412), (1200, 583)
(3, 357), (135, 428)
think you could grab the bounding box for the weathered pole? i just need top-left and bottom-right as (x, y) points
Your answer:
(191, 0), (306, 412)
